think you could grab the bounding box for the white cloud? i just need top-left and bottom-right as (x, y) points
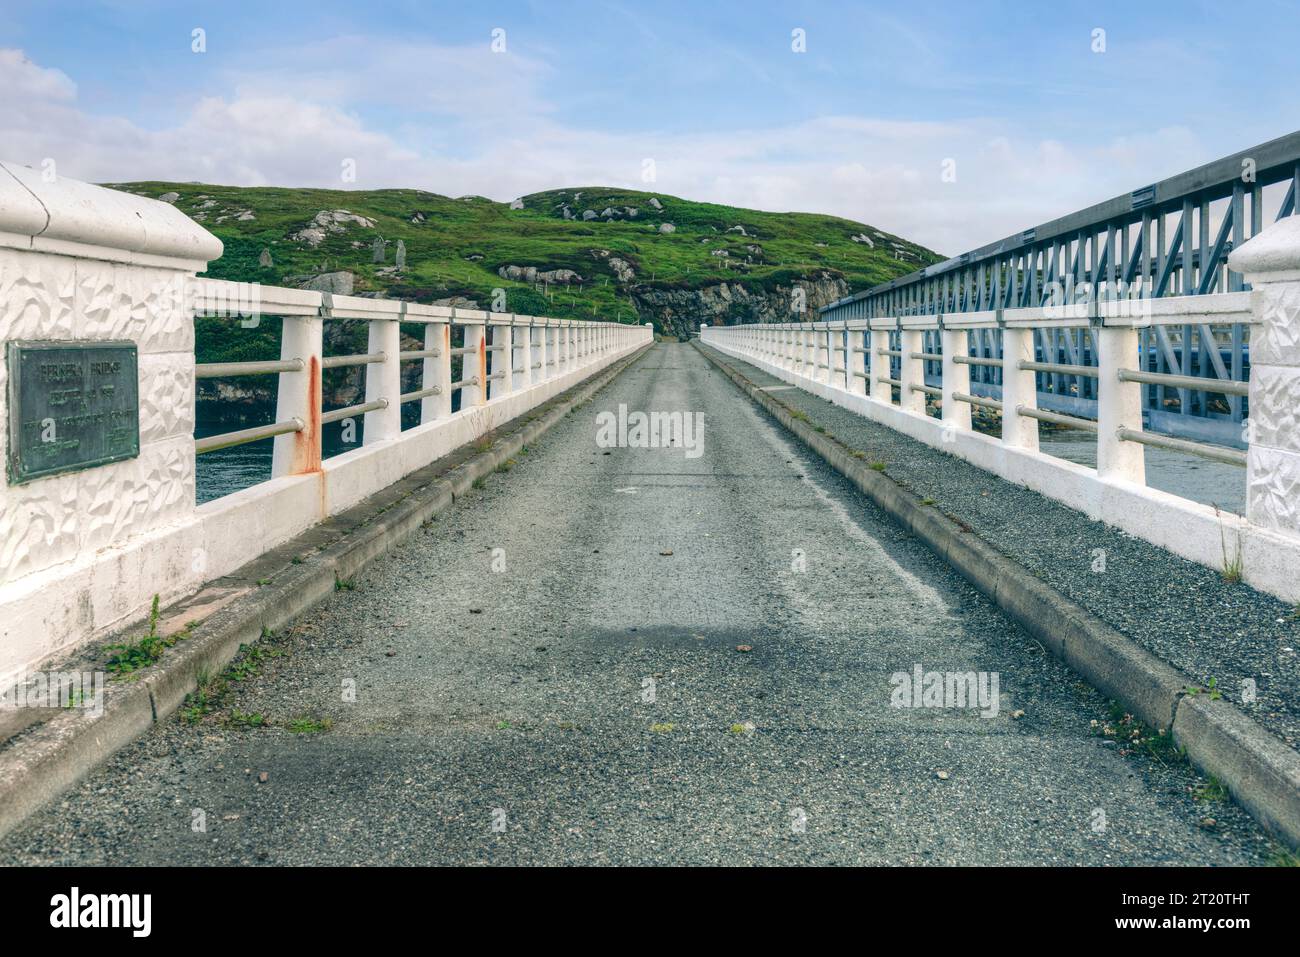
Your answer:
(0, 45), (1211, 255)
(0, 49), (77, 101)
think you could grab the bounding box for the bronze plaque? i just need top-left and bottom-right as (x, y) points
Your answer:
(6, 341), (140, 484)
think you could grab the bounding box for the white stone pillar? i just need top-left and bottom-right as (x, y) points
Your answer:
(422, 320), (451, 422)
(940, 327), (972, 431)
(1000, 327), (1039, 451)
(0, 161), (223, 675)
(1229, 216), (1300, 538)
(1096, 326), (1146, 483)
(271, 312), (323, 476)
(869, 326), (893, 403)
(899, 328), (926, 413)
(462, 323), (486, 407)
(847, 328), (867, 394)
(829, 326), (845, 387)
(363, 318), (402, 443)
(492, 320), (512, 399)
(530, 319), (546, 382)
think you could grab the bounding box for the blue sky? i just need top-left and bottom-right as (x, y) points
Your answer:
(3, 0), (1298, 252)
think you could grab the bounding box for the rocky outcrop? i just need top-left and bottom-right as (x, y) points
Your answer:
(631, 274), (849, 338)
(293, 271), (355, 295)
(497, 265), (583, 284)
(608, 258), (636, 282)
(292, 209), (377, 246)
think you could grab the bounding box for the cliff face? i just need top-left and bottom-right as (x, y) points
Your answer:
(631, 274), (849, 338)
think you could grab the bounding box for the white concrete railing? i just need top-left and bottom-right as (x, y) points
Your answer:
(191, 278), (648, 481)
(702, 215), (1300, 604)
(0, 162), (652, 679)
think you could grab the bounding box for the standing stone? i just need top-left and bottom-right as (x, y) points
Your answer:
(259, 248), (273, 268)
(395, 240), (406, 270)
(372, 237), (385, 263)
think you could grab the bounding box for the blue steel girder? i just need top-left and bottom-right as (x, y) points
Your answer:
(1196, 200), (1236, 295)
(820, 129), (1300, 322)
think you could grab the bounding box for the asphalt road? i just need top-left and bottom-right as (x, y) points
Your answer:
(0, 342), (1281, 865)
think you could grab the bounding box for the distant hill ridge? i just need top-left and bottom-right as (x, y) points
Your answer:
(111, 180), (941, 338)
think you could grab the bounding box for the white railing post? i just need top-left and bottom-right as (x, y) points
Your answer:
(940, 327), (971, 431)
(1000, 327), (1039, 451)
(1096, 325), (1146, 483)
(363, 314), (402, 444)
(462, 320), (486, 407)
(847, 328), (867, 395)
(899, 327), (926, 413)
(271, 309), (323, 477)
(422, 318), (451, 423)
(1230, 216), (1300, 538)
(530, 319), (546, 382)
(492, 317), (513, 398)
(869, 322), (893, 403)
(832, 325), (842, 390)
(539, 319), (550, 379)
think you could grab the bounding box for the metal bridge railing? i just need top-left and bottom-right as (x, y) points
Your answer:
(817, 130), (1300, 446)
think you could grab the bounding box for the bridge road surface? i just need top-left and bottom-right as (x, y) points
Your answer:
(1, 342), (1278, 866)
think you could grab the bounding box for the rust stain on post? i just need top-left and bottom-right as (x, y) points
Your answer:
(301, 354), (323, 473)
(478, 331), (487, 405)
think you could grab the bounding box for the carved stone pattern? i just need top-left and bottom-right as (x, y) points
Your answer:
(74, 262), (194, 354)
(0, 249), (76, 340)
(1252, 282), (1300, 367)
(1247, 445), (1300, 538)
(78, 435), (193, 555)
(1249, 366), (1300, 455)
(0, 432), (194, 585)
(139, 353), (195, 443)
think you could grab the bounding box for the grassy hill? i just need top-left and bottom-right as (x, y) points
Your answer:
(108, 181), (940, 412)
(111, 181), (939, 327)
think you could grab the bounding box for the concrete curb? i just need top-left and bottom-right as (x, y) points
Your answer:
(0, 343), (654, 843)
(694, 340), (1300, 850)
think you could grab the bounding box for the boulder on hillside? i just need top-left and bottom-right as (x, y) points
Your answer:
(295, 271), (355, 295)
(658, 223), (676, 234)
(498, 265), (583, 284)
(648, 197), (663, 210)
(159, 191), (180, 204)
(608, 258), (636, 282)
(293, 209), (376, 246)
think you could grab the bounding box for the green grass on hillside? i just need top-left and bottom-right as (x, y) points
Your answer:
(109, 180), (941, 360)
